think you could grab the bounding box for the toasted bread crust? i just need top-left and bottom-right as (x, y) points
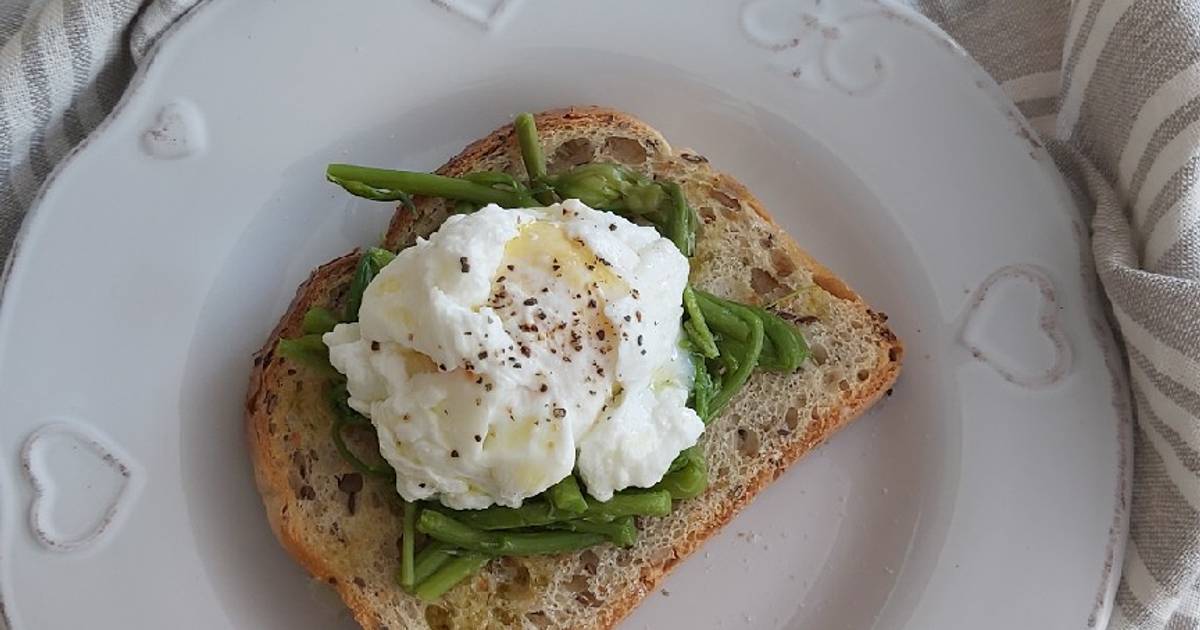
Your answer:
(248, 107), (902, 630)
(245, 252), (378, 619)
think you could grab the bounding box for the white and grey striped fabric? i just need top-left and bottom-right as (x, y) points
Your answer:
(1, 1), (1198, 628)
(0, 0), (189, 250)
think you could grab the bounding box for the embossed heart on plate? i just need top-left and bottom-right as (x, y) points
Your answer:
(140, 100), (206, 160)
(958, 264), (1073, 388)
(21, 423), (141, 553)
(431, 0), (517, 29)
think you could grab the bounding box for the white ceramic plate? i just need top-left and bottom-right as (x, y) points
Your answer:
(0, 0), (1130, 628)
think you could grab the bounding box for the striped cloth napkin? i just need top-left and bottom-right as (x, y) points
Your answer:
(1, 1), (1198, 627)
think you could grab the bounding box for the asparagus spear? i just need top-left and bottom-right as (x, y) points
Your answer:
(399, 502), (418, 588)
(438, 489), (672, 530)
(327, 164), (534, 207)
(545, 475), (588, 514)
(417, 511), (606, 556)
(549, 516), (638, 547)
(412, 552), (490, 601)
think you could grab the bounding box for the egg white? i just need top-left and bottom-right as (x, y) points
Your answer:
(325, 200), (704, 509)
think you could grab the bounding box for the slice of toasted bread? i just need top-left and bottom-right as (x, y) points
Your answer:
(246, 107), (902, 630)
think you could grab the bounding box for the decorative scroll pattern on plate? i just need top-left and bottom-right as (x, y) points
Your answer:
(740, 0), (888, 96)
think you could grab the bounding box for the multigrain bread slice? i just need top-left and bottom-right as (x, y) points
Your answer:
(246, 107), (902, 630)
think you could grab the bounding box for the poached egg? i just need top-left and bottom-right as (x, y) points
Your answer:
(324, 200), (703, 509)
